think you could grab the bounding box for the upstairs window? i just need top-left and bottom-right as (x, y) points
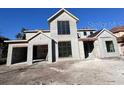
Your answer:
(84, 31), (87, 36)
(57, 21), (70, 35)
(77, 33), (81, 38)
(90, 31), (93, 35)
(105, 41), (115, 52)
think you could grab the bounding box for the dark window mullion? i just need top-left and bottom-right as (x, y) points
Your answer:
(67, 21), (70, 34)
(60, 21), (62, 34)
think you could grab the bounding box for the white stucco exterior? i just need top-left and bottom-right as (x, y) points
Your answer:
(95, 31), (119, 58)
(5, 9), (120, 66)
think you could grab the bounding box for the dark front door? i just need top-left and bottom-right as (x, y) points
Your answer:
(83, 41), (94, 58)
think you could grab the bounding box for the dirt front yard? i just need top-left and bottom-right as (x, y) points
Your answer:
(0, 57), (124, 85)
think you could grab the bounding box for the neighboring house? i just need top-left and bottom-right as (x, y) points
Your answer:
(5, 8), (120, 66)
(111, 26), (124, 55)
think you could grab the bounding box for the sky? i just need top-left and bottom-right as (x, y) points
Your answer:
(0, 8), (124, 39)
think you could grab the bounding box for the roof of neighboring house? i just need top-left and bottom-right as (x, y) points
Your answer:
(111, 26), (124, 33)
(117, 35), (124, 43)
(47, 8), (79, 22)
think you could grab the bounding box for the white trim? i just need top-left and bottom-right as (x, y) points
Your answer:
(47, 8), (79, 22)
(95, 28), (117, 38)
(4, 30), (54, 43)
(4, 40), (27, 43)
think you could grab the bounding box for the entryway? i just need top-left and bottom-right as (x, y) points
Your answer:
(83, 41), (94, 58)
(33, 45), (48, 63)
(12, 47), (27, 64)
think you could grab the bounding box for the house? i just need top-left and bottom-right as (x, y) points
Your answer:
(5, 8), (120, 66)
(111, 26), (124, 55)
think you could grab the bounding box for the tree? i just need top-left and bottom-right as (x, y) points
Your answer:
(0, 36), (9, 58)
(15, 28), (26, 40)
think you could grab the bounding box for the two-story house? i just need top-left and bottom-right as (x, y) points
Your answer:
(5, 8), (120, 66)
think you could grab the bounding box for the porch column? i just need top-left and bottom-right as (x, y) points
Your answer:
(27, 45), (33, 65)
(6, 44), (13, 66)
(48, 40), (52, 63)
(78, 41), (85, 60)
(55, 42), (58, 62)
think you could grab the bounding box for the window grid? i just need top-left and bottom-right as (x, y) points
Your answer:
(57, 21), (70, 35)
(105, 41), (115, 53)
(58, 41), (72, 57)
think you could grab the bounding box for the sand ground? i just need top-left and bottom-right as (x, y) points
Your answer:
(0, 57), (124, 85)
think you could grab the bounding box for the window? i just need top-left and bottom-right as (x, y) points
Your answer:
(77, 33), (81, 38)
(84, 31), (87, 36)
(105, 41), (115, 52)
(58, 41), (72, 57)
(57, 21), (70, 35)
(90, 31), (93, 35)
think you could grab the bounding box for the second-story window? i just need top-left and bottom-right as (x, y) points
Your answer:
(57, 21), (70, 35)
(90, 31), (93, 35)
(84, 31), (87, 36)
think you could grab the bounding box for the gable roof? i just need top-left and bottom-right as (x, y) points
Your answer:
(4, 30), (53, 43)
(88, 28), (117, 38)
(47, 8), (79, 22)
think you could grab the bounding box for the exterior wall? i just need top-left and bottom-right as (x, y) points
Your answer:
(6, 43), (28, 66)
(28, 33), (52, 63)
(77, 32), (86, 38)
(6, 33), (52, 66)
(25, 32), (50, 40)
(118, 43), (124, 56)
(97, 31), (119, 58)
(50, 12), (80, 61)
(94, 40), (100, 58)
(0, 48), (2, 58)
(113, 32), (124, 56)
(78, 41), (85, 59)
(114, 32), (124, 37)
(77, 31), (93, 38)
(26, 33), (36, 40)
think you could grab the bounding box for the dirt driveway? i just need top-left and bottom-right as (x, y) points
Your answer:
(0, 58), (124, 85)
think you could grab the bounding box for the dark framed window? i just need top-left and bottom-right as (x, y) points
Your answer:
(90, 31), (93, 35)
(105, 41), (115, 52)
(57, 21), (70, 35)
(77, 33), (81, 38)
(58, 41), (72, 57)
(84, 31), (87, 36)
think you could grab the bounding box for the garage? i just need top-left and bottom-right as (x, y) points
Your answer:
(33, 45), (48, 62)
(12, 47), (27, 64)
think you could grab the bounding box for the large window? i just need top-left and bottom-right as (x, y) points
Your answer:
(58, 41), (72, 57)
(57, 21), (70, 35)
(105, 41), (115, 52)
